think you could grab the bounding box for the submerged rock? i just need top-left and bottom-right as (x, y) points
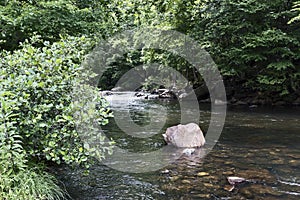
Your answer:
(101, 90), (113, 96)
(235, 169), (276, 184)
(224, 185), (235, 192)
(227, 176), (246, 185)
(161, 169), (170, 174)
(239, 185), (282, 198)
(182, 179), (192, 184)
(159, 90), (176, 99)
(163, 123), (206, 148)
(135, 92), (146, 97)
(145, 94), (159, 99)
(197, 172), (209, 177)
(182, 148), (196, 156)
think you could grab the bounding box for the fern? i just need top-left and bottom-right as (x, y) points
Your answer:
(288, 1), (300, 24)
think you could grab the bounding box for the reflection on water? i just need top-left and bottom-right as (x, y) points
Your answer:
(55, 92), (300, 199)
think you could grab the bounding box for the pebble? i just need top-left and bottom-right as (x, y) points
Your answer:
(181, 180), (191, 184)
(197, 172), (209, 176)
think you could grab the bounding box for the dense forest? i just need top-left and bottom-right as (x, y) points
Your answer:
(0, 0), (299, 199)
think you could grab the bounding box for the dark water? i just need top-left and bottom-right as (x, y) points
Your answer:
(56, 92), (300, 200)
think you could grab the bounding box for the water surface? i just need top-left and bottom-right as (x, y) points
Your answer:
(56, 92), (300, 199)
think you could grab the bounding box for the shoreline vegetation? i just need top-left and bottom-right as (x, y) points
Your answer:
(1, 0), (299, 199)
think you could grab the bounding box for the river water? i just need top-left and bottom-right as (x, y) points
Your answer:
(56, 92), (300, 199)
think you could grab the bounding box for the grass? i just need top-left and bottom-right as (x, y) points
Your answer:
(0, 166), (66, 200)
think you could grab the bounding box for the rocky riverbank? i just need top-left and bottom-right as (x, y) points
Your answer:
(102, 85), (300, 107)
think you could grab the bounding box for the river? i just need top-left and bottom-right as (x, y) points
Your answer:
(55, 92), (300, 199)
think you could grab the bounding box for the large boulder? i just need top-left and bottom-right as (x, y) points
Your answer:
(163, 123), (206, 148)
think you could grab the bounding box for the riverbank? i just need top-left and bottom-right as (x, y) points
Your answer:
(102, 86), (300, 107)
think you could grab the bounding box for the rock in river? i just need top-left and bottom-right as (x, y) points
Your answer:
(163, 123), (206, 148)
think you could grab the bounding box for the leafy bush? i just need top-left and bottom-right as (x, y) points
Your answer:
(1, 34), (113, 165)
(0, 0), (108, 50)
(0, 93), (65, 199)
(0, 35), (113, 198)
(188, 0), (300, 99)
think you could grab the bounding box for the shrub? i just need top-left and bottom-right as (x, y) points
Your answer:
(1, 35), (113, 165)
(0, 35), (113, 198)
(0, 97), (65, 199)
(0, 0), (108, 50)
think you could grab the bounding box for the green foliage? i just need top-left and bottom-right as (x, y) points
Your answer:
(0, 35), (113, 166)
(97, 0), (199, 90)
(0, 34), (114, 197)
(289, 1), (300, 23)
(103, 0), (174, 29)
(97, 0), (300, 101)
(0, 0), (108, 50)
(0, 1), (116, 197)
(0, 92), (65, 199)
(0, 165), (65, 200)
(0, 0), (299, 198)
(189, 0), (300, 98)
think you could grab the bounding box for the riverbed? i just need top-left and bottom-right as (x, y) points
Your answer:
(55, 92), (300, 199)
